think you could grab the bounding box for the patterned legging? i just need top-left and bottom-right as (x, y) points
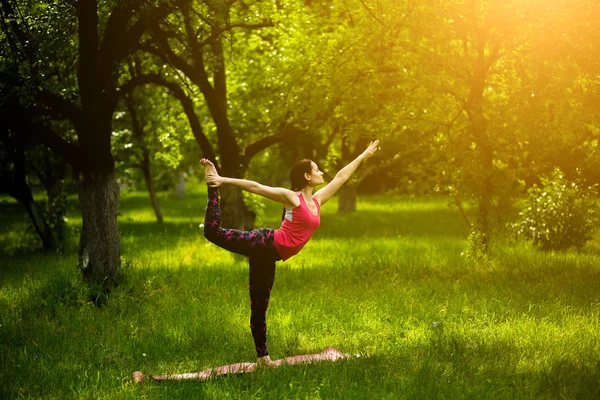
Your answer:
(203, 187), (281, 357)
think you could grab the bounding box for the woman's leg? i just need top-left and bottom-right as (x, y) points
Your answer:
(203, 184), (281, 356)
(248, 253), (277, 358)
(203, 187), (264, 257)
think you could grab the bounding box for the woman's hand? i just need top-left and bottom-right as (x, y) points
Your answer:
(313, 139), (380, 206)
(360, 139), (380, 160)
(205, 174), (225, 188)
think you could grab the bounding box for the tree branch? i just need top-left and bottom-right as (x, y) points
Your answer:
(143, 19), (222, 114)
(39, 90), (82, 128)
(145, 23), (196, 78)
(324, 126), (340, 150)
(0, 71), (17, 85)
(198, 20), (273, 47)
(62, 0), (78, 9)
(242, 124), (298, 166)
(181, 3), (203, 60)
(191, 7), (214, 28)
(486, 41), (502, 71)
(359, 0), (384, 26)
(0, 0), (36, 63)
(120, 73), (217, 162)
(97, 4), (135, 84)
(33, 122), (81, 170)
(99, 3), (171, 90)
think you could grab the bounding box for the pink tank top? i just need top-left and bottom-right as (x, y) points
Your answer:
(273, 193), (321, 261)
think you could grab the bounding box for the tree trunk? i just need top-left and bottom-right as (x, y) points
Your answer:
(219, 185), (256, 231)
(337, 184), (357, 213)
(124, 92), (163, 222)
(470, 90), (493, 250)
(17, 184), (57, 251)
(477, 137), (494, 248)
(0, 124), (58, 250)
(77, 170), (121, 290)
(46, 180), (67, 242)
(175, 169), (186, 199)
(454, 195), (472, 229)
(336, 133), (359, 214)
(196, 36), (255, 230)
(142, 150), (163, 223)
(33, 153), (67, 242)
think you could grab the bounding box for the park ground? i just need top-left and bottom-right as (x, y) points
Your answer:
(1, 187), (600, 399)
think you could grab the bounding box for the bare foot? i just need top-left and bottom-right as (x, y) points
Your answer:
(200, 158), (218, 177)
(320, 347), (345, 361)
(256, 355), (280, 368)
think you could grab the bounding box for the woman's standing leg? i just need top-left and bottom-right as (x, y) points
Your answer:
(248, 254), (277, 357)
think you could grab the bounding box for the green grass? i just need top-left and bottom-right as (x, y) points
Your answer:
(1, 187), (600, 399)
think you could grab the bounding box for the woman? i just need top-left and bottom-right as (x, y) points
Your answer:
(200, 139), (379, 367)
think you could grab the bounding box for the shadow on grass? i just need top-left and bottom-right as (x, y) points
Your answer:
(317, 208), (469, 239)
(385, 346), (599, 398)
(276, 253), (600, 312)
(117, 191), (206, 218)
(416, 334), (600, 398)
(1, 191), (468, 261)
(0, 197), (80, 259)
(0, 266), (263, 396)
(116, 205), (470, 244)
(0, 202), (29, 226)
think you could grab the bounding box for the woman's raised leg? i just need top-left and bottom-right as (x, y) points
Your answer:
(203, 187), (262, 257)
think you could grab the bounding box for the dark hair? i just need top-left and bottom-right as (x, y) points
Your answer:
(289, 159), (313, 191)
(282, 159), (313, 220)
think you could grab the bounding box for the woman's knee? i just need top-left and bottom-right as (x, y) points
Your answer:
(203, 226), (218, 242)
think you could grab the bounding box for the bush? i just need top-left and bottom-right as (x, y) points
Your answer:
(461, 227), (489, 262)
(514, 168), (599, 250)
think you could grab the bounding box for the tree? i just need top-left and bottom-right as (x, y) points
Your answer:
(517, 1), (600, 184)
(368, 0), (600, 248)
(134, 0), (318, 229)
(122, 91), (164, 222)
(113, 66), (200, 222)
(0, 91), (57, 250)
(0, 0), (170, 289)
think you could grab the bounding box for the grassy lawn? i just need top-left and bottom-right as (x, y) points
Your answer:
(1, 187), (600, 399)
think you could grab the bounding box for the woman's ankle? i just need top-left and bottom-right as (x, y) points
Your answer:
(257, 355), (276, 367)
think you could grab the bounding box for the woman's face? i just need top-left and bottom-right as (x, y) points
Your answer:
(305, 161), (325, 187)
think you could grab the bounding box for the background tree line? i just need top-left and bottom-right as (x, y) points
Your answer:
(1, 0), (599, 290)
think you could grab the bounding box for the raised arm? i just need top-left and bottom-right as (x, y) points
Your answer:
(314, 140), (379, 206)
(201, 159), (299, 209)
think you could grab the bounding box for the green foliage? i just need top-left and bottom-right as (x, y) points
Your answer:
(514, 168), (599, 250)
(242, 190), (267, 222)
(461, 228), (489, 263)
(4, 0), (600, 234)
(24, 189), (69, 243)
(154, 125), (184, 169)
(112, 86), (198, 192)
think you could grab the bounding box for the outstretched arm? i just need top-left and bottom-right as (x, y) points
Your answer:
(201, 159), (298, 209)
(314, 140), (379, 206)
